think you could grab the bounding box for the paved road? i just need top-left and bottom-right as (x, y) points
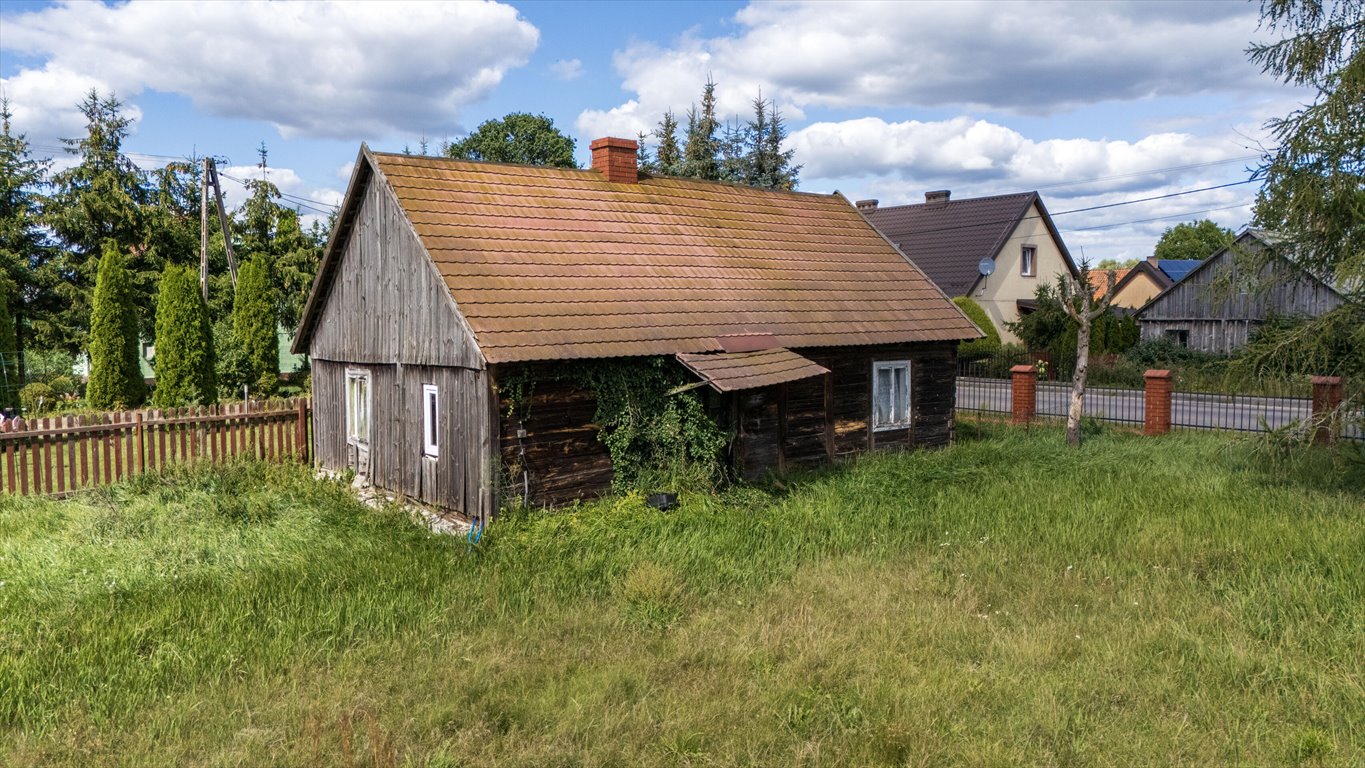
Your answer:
(955, 377), (1351, 434)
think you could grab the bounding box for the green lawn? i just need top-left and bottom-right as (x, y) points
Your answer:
(1, 422), (1362, 766)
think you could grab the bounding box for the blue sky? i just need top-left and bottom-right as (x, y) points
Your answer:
(1, 0), (1305, 260)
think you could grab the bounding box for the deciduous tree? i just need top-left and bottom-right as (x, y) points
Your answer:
(445, 113), (577, 168)
(1057, 265), (1117, 446)
(1153, 219), (1235, 262)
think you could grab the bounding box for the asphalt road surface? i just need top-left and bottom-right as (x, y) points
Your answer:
(955, 377), (1360, 435)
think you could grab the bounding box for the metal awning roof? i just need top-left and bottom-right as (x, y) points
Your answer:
(675, 348), (830, 393)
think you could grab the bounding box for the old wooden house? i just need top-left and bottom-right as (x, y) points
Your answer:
(1136, 229), (1345, 353)
(291, 138), (981, 520)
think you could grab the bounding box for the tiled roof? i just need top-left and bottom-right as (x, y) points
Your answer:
(863, 192), (1050, 296)
(1088, 268), (1130, 299)
(362, 151), (979, 364)
(676, 348), (830, 393)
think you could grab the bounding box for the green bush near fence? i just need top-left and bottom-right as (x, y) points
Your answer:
(2, 423), (1361, 766)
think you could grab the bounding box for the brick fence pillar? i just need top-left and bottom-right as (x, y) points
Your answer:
(1311, 375), (1343, 445)
(1144, 369), (1173, 436)
(1010, 365), (1037, 425)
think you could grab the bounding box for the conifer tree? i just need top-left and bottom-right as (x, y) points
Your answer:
(0, 283), (18, 411)
(86, 243), (146, 409)
(681, 77), (722, 181)
(151, 263), (216, 406)
(653, 110), (682, 175)
(233, 256), (278, 395)
(0, 99), (56, 367)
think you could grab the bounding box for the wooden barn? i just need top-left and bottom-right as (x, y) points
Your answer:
(291, 138), (981, 520)
(1136, 229), (1345, 353)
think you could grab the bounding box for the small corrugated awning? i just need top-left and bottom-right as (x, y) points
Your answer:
(676, 348), (830, 393)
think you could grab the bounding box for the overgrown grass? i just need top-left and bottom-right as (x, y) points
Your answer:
(2, 423), (1363, 766)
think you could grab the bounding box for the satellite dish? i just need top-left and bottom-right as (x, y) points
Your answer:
(978, 258), (996, 276)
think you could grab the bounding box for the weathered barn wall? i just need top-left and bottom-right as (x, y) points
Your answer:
(308, 167), (495, 518)
(1139, 240), (1343, 353)
(308, 170), (483, 370)
(314, 359), (495, 517)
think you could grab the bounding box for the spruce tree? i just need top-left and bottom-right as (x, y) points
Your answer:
(681, 77), (722, 181)
(233, 256), (278, 396)
(0, 283), (18, 411)
(151, 263), (216, 406)
(46, 91), (153, 352)
(86, 242), (146, 409)
(653, 110), (682, 175)
(0, 99), (56, 368)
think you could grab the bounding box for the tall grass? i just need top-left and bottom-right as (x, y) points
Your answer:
(2, 423), (1362, 766)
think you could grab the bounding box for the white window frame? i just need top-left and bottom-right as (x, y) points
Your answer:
(422, 384), (439, 458)
(872, 360), (913, 431)
(345, 368), (371, 447)
(1021, 245), (1037, 277)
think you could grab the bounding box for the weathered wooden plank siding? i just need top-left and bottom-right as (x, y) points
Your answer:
(1139, 242), (1343, 354)
(308, 172), (482, 370)
(313, 352), (495, 517)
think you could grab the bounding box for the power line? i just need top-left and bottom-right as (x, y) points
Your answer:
(1031, 154), (1260, 192)
(1063, 202), (1252, 233)
(1051, 179), (1256, 216)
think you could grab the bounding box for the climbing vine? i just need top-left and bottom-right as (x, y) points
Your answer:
(502, 357), (730, 491)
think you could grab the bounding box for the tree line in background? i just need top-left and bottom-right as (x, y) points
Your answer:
(434, 77), (802, 191)
(0, 91), (328, 413)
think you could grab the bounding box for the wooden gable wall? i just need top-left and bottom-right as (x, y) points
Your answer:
(1139, 238), (1343, 353)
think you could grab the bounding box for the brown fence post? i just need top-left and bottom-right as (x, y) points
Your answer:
(135, 411), (146, 475)
(1144, 369), (1173, 436)
(296, 399), (309, 464)
(1311, 375), (1343, 445)
(1010, 365), (1037, 425)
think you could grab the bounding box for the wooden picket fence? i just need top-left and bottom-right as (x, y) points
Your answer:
(0, 398), (311, 498)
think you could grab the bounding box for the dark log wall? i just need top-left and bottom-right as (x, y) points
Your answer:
(734, 341), (959, 480)
(496, 364), (614, 508)
(498, 341), (960, 502)
(307, 167), (495, 518)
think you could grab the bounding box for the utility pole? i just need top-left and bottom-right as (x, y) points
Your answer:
(200, 156), (210, 301)
(205, 158), (239, 288)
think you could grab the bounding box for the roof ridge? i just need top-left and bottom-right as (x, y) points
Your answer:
(868, 190), (1036, 214)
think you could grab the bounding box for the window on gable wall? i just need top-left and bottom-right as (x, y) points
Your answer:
(346, 370), (370, 445)
(422, 384), (439, 457)
(872, 361), (912, 431)
(1021, 245), (1037, 277)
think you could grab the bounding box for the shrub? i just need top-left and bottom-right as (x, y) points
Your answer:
(952, 296), (1001, 360)
(233, 257), (279, 396)
(86, 243), (146, 409)
(47, 375), (77, 397)
(151, 263), (217, 406)
(19, 382), (54, 415)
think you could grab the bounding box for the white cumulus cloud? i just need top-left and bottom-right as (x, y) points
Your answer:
(1, 0), (539, 141)
(550, 58), (584, 81)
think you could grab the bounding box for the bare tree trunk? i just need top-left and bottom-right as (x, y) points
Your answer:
(1067, 318), (1091, 446)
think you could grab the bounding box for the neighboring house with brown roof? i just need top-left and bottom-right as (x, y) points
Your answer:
(292, 138), (981, 518)
(859, 191), (1079, 343)
(1090, 262), (1172, 310)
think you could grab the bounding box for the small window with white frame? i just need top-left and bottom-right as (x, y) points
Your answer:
(422, 384), (439, 457)
(1021, 245), (1037, 277)
(346, 369), (370, 446)
(872, 360), (912, 431)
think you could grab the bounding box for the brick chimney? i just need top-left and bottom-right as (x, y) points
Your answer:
(925, 189), (951, 205)
(590, 137), (638, 184)
(855, 199), (879, 211)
